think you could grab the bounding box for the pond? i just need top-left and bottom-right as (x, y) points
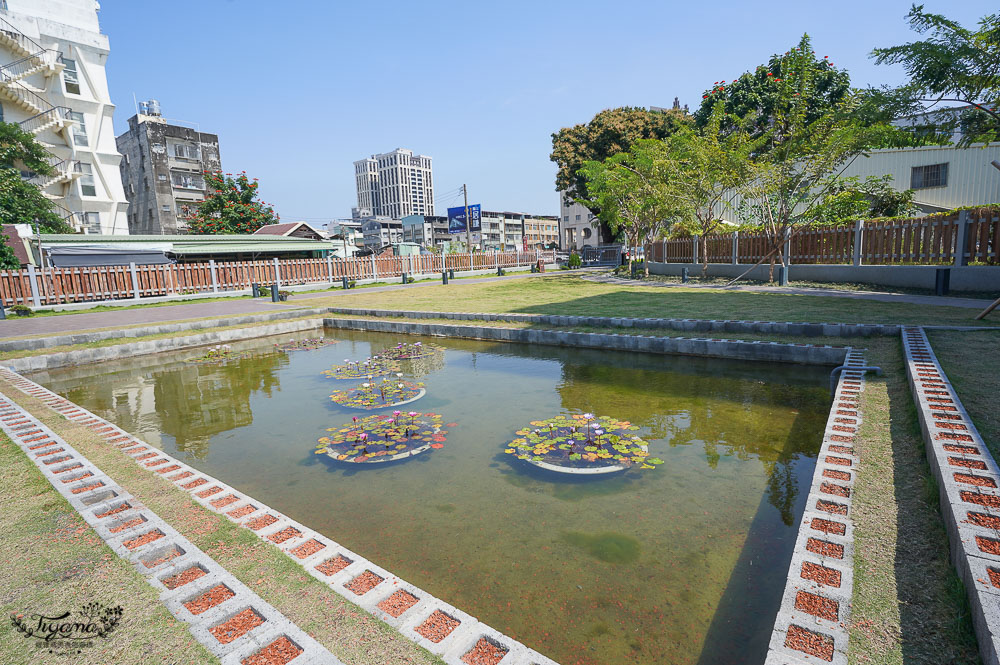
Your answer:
(34, 329), (831, 665)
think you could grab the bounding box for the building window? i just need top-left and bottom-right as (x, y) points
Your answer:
(173, 143), (201, 161)
(563, 215), (569, 222)
(61, 58), (81, 94)
(911, 163), (948, 189)
(158, 174), (166, 181)
(67, 111), (88, 146)
(170, 172), (205, 189)
(77, 211), (99, 233)
(575, 214), (581, 221)
(78, 163), (96, 196)
(162, 204), (171, 212)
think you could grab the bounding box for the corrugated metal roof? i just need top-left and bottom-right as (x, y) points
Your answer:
(171, 241), (331, 254)
(40, 234), (325, 244)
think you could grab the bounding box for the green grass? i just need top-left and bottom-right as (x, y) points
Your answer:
(0, 432), (218, 664)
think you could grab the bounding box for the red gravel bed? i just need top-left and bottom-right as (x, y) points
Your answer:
(145, 459), (169, 467)
(827, 445), (853, 454)
(182, 478), (209, 489)
(801, 562), (841, 588)
(937, 432), (974, 442)
(315, 555), (352, 576)
(163, 566), (207, 590)
(96, 502), (131, 518)
(246, 515), (279, 531)
(822, 469), (851, 481)
(135, 452), (157, 460)
(377, 590), (419, 617)
(290, 539), (325, 559)
(820, 482), (850, 498)
(210, 608), (264, 644)
(143, 547), (182, 568)
(124, 529), (165, 550)
(936, 422), (969, 430)
(961, 491), (1000, 508)
(109, 517), (145, 534)
(461, 637), (508, 665)
(35, 447), (65, 457)
(228, 505), (257, 519)
(935, 413), (962, 420)
(829, 434), (854, 443)
(210, 494), (241, 509)
(976, 536), (1000, 556)
(195, 486), (223, 498)
(345, 570), (384, 595)
(836, 410), (857, 416)
(988, 568), (1000, 589)
(950, 457), (988, 470)
(61, 471), (93, 484)
(810, 518), (846, 536)
(242, 636), (303, 665)
(785, 624), (834, 662)
(41, 454), (71, 465)
(268, 527), (302, 544)
(156, 464), (181, 474)
(824, 456), (851, 466)
(52, 463), (82, 474)
(794, 590), (839, 621)
(944, 444), (980, 455)
(170, 471), (194, 481)
(71, 482), (104, 495)
(184, 584), (236, 615)
(27, 440), (57, 450)
(415, 610), (461, 643)
(967, 512), (1000, 529)
(806, 538), (844, 559)
(955, 473), (997, 488)
(831, 425), (855, 433)
(816, 499), (847, 515)
(933, 405), (958, 412)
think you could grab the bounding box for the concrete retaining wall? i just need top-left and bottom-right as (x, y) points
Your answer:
(322, 317), (850, 366)
(648, 261), (1000, 292)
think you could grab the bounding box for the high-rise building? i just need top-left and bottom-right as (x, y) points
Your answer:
(116, 101), (222, 234)
(353, 148), (434, 219)
(0, 0), (129, 233)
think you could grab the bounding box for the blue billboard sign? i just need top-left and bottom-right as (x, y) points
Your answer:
(447, 204), (481, 234)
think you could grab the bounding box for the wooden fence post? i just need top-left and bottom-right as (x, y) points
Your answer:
(129, 262), (141, 300)
(209, 259), (219, 293)
(26, 264), (40, 308)
(954, 210), (970, 267)
(852, 219), (864, 266)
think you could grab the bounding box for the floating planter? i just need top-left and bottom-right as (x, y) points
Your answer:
(188, 344), (250, 364)
(315, 412), (452, 464)
(273, 338), (339, 352)
(322, 356), (398, 380)
(504, 413), (660, 475)
(329, 379), (425, 410)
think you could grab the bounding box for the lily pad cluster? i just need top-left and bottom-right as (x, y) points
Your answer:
(329, 378), (425, 410)
(188, 344), (250, 364)
(274, 338), (339, 352)
(504, 413), (662, 470)
(316, 412), (455, 463)
(380, 341), (441, 360)
(322, 355), (398, 380)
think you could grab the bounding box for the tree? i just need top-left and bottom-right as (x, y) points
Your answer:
(660, 102), (764, 275)
(551, 106), (690, 241)
(183, 170), (278, 234)
(872, 5), (1000, 145)
(693, 35), (852, 139)
(578, 139), (679, 276)
(811, 175), (918, 224)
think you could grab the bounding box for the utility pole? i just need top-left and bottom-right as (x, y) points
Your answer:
(463, 184), (471, 252)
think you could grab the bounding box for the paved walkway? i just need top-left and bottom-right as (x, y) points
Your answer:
(0, 269), (571, 338)
(585, 274), (995, 310)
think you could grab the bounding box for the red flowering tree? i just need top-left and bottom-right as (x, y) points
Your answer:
(183, 170), (278, 234)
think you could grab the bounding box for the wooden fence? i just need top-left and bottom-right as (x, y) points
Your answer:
(0, 250), (554, 308)
(646, 207), (1000, 267)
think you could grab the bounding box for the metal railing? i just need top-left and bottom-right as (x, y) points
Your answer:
(0, 15), (45, 56)
(18, 104), (70, 133)
(0, 49), (59, 82)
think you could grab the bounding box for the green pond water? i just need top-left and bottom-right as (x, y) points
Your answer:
(34, 330), (831, 665)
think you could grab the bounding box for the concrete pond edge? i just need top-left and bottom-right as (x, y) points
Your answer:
(0, 389), (343, 665)
(0, 367), (559, 665)
(901, 327), (1000, 665)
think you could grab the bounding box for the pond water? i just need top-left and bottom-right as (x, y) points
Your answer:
(34, 329), (830, 665)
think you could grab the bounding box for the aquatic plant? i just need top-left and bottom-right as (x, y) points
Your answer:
(504, 413), (661, 470)
(273, 338), (339, 352)
(380, 341), (442, 360)
(329, 378), (424, 409)
(322, 355), (398, 379)
(315, 412), (452, 463)
(189, 344), (250, 364)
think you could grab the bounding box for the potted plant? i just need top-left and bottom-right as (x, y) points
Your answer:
(9, 304), (33, 317)
(278, 290), (291, 301)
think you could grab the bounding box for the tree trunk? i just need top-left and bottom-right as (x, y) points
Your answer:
(701, 233), (709, 278)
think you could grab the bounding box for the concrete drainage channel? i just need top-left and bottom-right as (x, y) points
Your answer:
(902, 328), (1000, 665)
(0, 368), (558, 665)
(0, 390), (340, 665)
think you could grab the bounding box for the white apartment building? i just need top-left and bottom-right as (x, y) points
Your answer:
(353, 148), (434, 219)
(1, 0), (128, 234)
(558, 195), (599, 250)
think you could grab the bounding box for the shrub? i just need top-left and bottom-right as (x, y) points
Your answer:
(567, 252), (582, 268)
(9, 304), (33, 316)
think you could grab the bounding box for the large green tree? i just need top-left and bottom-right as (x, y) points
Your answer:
(872, 5), (1000, 145)
(811, 175), (918, 225)
(184, 170), (278, 234)
(551, 106), (690, 242)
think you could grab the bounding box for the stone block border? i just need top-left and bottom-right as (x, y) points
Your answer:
(326, 307), (899, 338)
(764, 349), (867, 665)
(0, 389), (341, 665)
(323, 317), (850, 365)
(902, 327), (1000, 665)
(0, 367), (559, 665)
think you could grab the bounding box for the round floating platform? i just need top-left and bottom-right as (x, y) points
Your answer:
(521, 444), (649, 475)
(330, 387), (426, 410)
(333, 443), (432, 465)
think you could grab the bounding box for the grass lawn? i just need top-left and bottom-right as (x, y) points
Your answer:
(0, 431), (217, 664)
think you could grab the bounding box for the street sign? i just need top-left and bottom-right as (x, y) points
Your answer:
(447, 204), (481, 234)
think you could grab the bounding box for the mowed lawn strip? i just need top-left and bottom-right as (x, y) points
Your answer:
(0, 432), (218, 664)
(848, 338), (979, 665)
(0, 377), (446, 665)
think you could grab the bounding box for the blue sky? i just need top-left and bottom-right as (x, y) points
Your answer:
(99, 0), (994, 222)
